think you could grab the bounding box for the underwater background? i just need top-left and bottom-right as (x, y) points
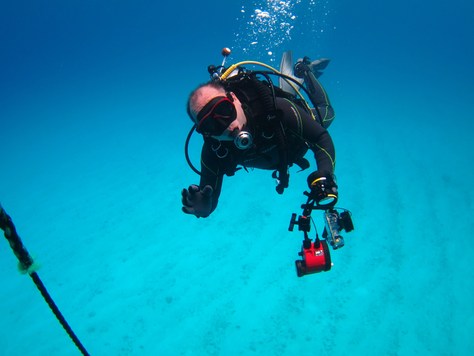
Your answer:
(1, 0), (473, 355)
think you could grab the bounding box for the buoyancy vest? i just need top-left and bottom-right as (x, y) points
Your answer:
(217, 72), (310, 193)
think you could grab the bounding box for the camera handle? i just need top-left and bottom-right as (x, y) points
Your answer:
(289, 190), (331, 248)
(288, 190), (322, 232)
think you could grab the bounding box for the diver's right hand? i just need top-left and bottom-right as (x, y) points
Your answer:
(307, 171), (338, 209)
(181, 185), (214, 218)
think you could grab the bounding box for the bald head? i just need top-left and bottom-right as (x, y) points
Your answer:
(187, 83), (226, 123)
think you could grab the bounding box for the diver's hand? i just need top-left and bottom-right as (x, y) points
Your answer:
(181, 185), (213, 218)
(307, 171), (338, 209)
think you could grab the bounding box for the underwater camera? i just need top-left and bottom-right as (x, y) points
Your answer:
(322, 209), (354, 250)
(289, 207), (354, 277)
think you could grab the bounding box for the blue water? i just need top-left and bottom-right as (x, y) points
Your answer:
(1, 1), (473, 355)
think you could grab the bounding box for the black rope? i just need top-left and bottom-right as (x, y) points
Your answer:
(30, 272), (90, 356)
(0, 204), (90, 356)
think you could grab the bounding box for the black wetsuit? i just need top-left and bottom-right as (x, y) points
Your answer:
(199, 95), (336, 213)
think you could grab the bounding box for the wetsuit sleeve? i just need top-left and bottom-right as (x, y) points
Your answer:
(199, 142), (225, 214)
(277, 98), (336, 174)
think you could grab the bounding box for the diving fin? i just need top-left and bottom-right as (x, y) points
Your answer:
(295, 57), (330, 79)
(279, 50), (303, 95)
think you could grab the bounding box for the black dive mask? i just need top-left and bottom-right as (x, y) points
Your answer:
(196, 93), (236, 136)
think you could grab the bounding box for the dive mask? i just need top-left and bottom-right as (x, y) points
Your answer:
(196, 93), (236, 136)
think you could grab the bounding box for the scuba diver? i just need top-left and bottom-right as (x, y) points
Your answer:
(181, 49), (338, 218)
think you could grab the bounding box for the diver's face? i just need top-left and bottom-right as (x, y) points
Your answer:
(211, 99), (247, 141)
(195, 90), (247, 141)
(211, 107), (247, 141)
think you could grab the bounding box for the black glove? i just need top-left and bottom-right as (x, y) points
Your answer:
(307, 171), (338, 208)
(181, 185), (214, 218)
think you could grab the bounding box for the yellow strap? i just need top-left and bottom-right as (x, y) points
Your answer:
(310, 176), (326, 187)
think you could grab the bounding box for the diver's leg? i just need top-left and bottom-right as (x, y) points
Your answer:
(294, 57), (335, 128)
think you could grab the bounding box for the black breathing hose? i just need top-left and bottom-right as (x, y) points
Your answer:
(184, 124), (201, 176)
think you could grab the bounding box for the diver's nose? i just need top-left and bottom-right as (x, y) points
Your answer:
(227, 120), (241, 133)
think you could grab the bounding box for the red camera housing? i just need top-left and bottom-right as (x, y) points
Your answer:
(295, 240), (332, 277)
